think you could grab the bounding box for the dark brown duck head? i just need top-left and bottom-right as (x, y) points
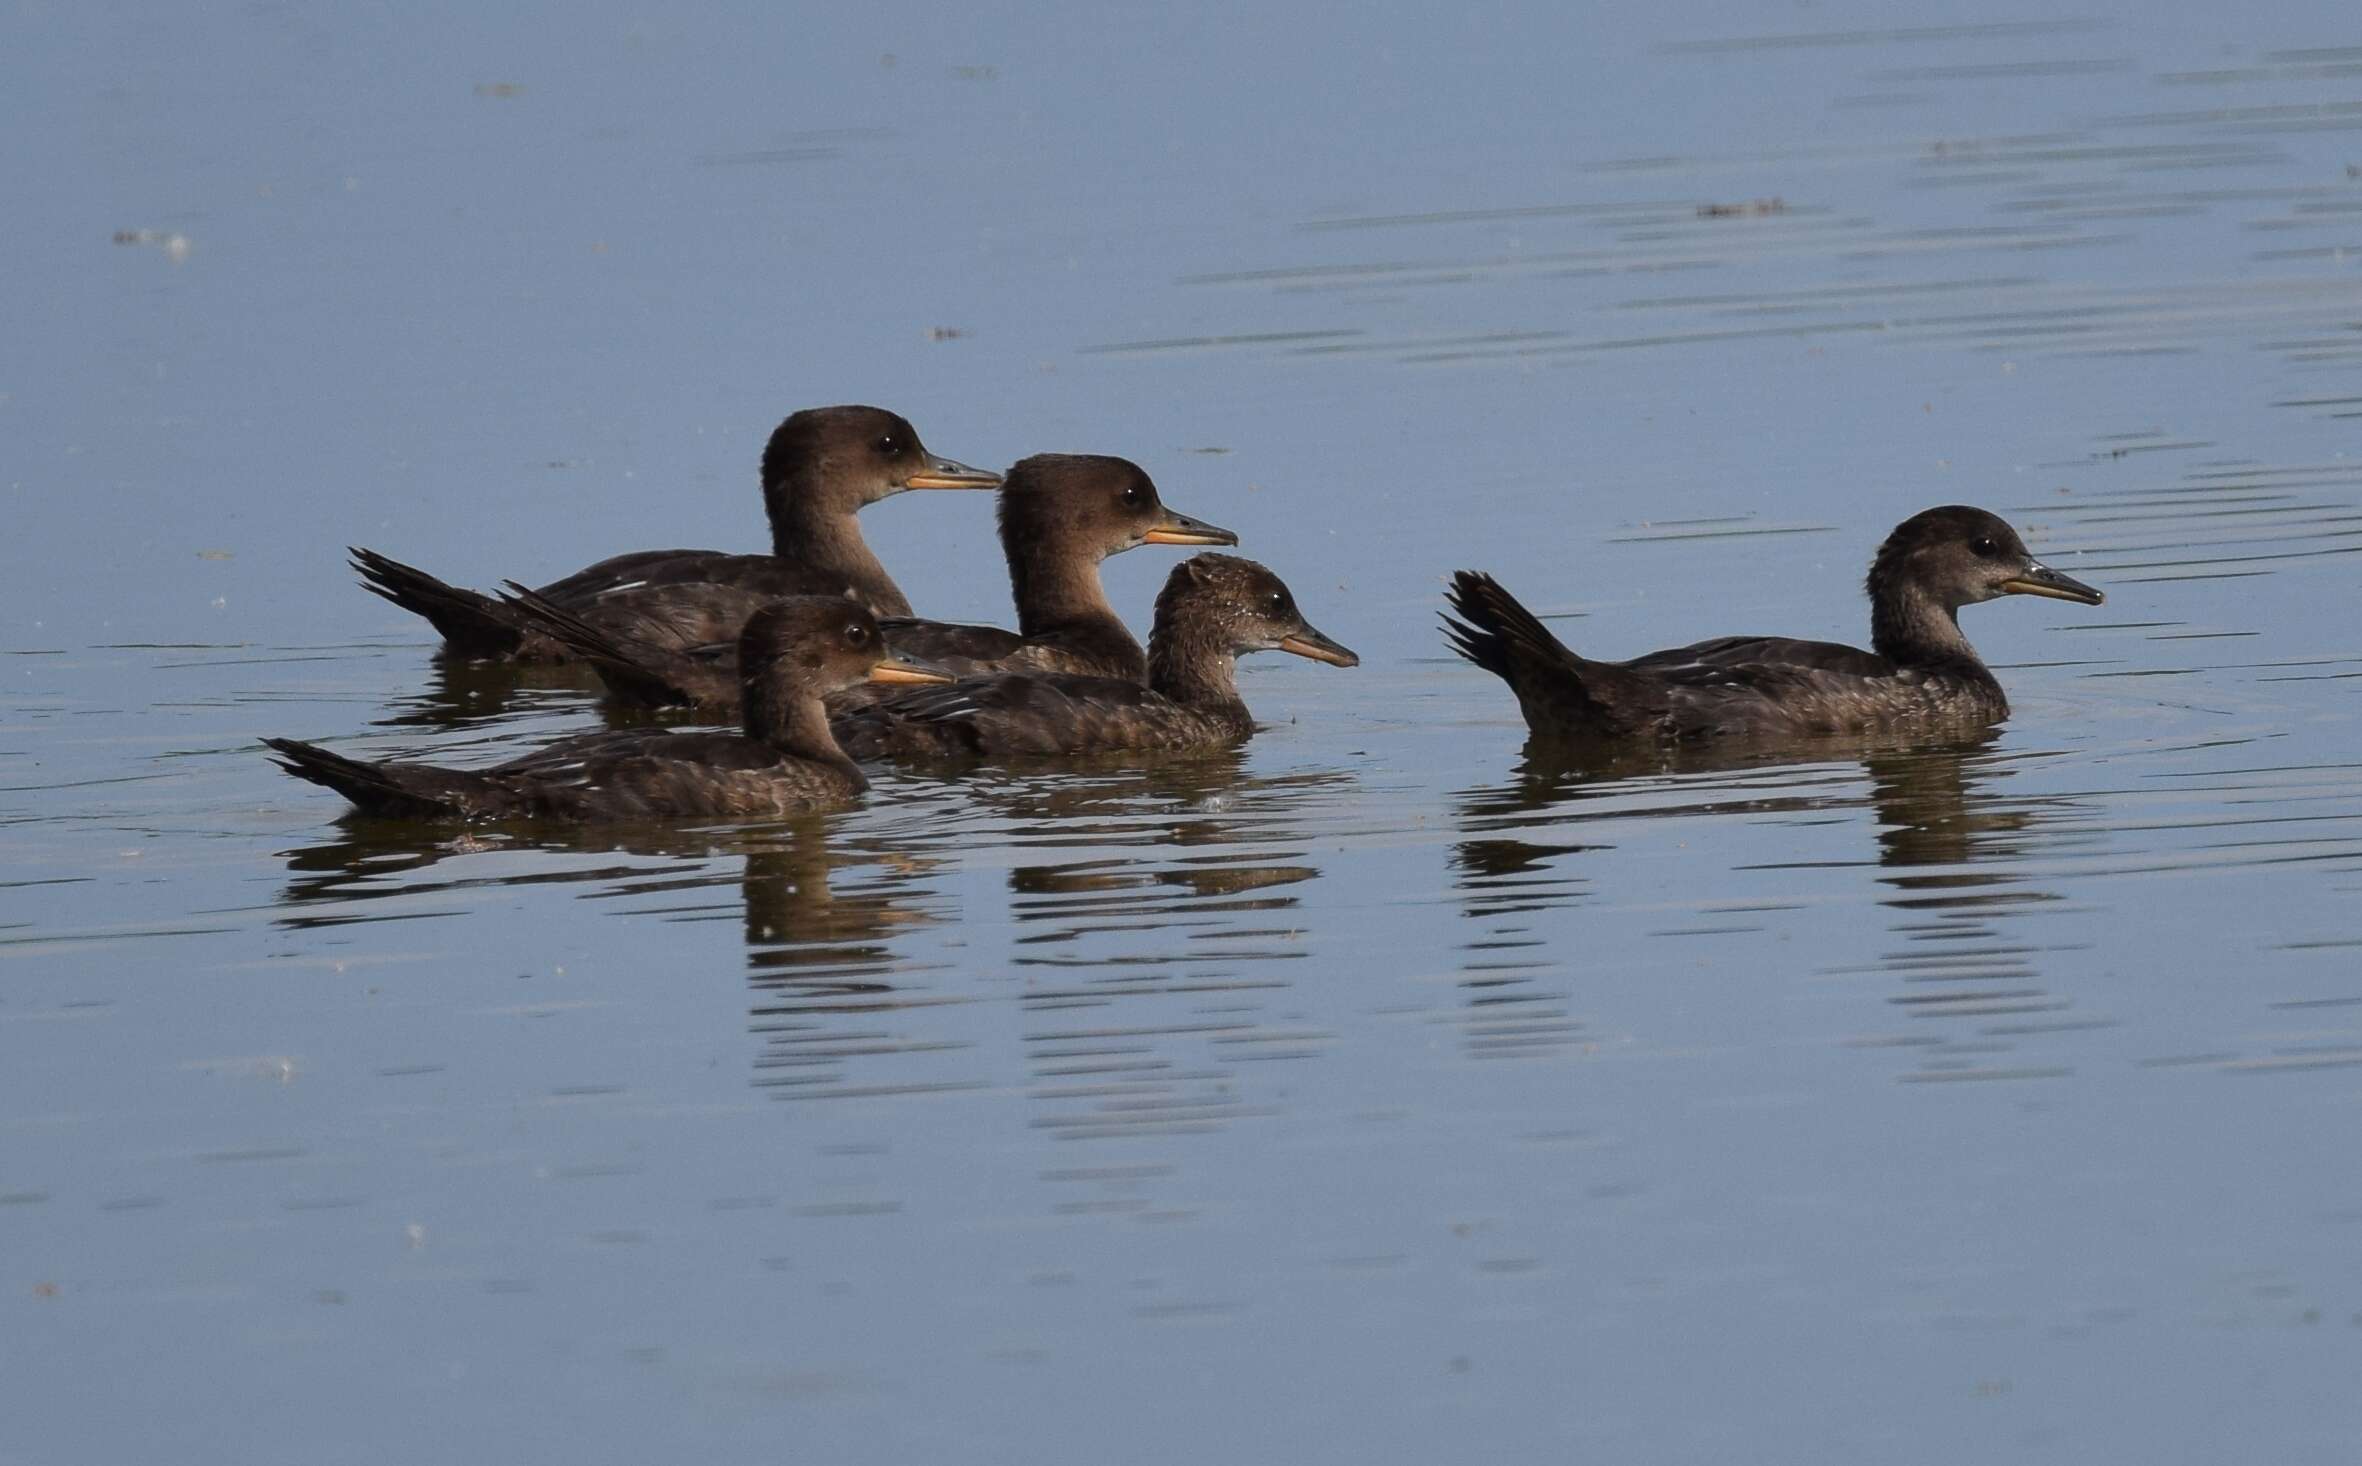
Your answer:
(999, 453), (1237, 560)
(997, 455), (1237, 632)
(759, 404), (999, 522)
(1867, 506), (2103, 665)
(740, 596), (954, 746)
(755, 406), (999, 616)
(1147, 554), (1359, 705)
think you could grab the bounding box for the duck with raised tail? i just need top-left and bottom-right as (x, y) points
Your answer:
(1444, 506), (2103, 743)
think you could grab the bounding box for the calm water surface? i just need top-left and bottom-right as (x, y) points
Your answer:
(8, 3), (2362, 1461)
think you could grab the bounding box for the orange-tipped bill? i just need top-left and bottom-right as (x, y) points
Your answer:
(903, 452), (1003, 491)
(867, 650), (958, 686)
(1999, 561), (2104, 606)
(1279, 626), (1360, 668)
(1142, 506), (1240, 547)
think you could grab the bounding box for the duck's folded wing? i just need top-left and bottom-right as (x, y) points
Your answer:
(1645, 650), (1916, 738)
(498, 583), (746, 706)
(539, 551), (851, 608)
(877, 617), (1028, 670)
(1623, 635), (1895, 683)
(839, 673), (1170, 757)
(513, 733), (843, 818)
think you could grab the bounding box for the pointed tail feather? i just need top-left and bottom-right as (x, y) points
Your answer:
(350, 547), (530, 659)
(261, 736), (492, 818)
(1443, 571), (1636, 737)
(496, 583), (703, 708)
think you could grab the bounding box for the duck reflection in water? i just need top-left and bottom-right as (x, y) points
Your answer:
(1449, 729), (2093, 1074)
(986, 747), (1354, 941)
(365, 655), (608, 732)
(1853, 736), (2099, 1083)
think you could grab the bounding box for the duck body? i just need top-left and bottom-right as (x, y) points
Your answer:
(835, 553), (1359, 761)
(352, 406), (998, 662)
(1446, 506), (2103, 744)
(834, 670), (1256, 760)
(522, 453), (1237, 713)
(262, 726), (867, 821)
(266, 598), (952, 821)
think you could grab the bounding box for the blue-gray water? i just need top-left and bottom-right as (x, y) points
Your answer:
(8, 3), (2362, 1461)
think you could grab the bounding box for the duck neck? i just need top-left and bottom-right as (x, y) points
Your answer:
(1147, 622), (1246, 715)
(1009, 549), (1140, 668)
(743, 678), (868, 789)
(767, 484), (911, 618)
(1871, 583), (1993, 682)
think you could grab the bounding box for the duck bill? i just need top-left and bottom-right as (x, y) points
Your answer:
(1141, 506), (1240, 547)
(902, 452), (1003, 491)
(866, 651), (958, 686)
(1278, 625), (1360, 668)
(1999, 561), (2104, 606)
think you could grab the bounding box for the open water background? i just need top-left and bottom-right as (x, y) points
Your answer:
(7, 3), (2362, 1460)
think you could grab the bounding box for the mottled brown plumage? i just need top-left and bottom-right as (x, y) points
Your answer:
(835, 554), (1359, 761)
(264, 599), (952, 821)
(1445, 506), (2103, 743)
(351, 406), (998, 661)
(524, 453), (1238, 713)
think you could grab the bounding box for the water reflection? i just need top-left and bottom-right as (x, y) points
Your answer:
(366, 657), (609, 731)
(990, 754), (1351, 1142)
(1849, 739), (2103, 1085)
(1446, 730), (2109, 1070)
(752, 751), (1363, 1141)
(740, 822), (971, 1100)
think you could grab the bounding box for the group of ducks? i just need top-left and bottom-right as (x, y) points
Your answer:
(266, 403), (2105, 823)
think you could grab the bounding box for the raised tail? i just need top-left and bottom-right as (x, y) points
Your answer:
(261, 736), (498, 818)
(496, 583), (707, 708)
(350, 547), (532, 659)
(1443, 571), (1635, 738)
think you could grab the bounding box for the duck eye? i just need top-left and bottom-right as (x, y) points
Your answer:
(1122, 485), (1142, 505)
(1267, 592), (1289, 614)
(844, 622), (869, 646)
(876, 435), (902, 457)
(1971, 537), (2001, 559)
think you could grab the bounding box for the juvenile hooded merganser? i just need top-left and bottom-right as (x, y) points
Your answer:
(263, 598), (952, 820)
(350, 406), (998, 661)
(501, 453), (1239, 712)
(1444, 506), (2103, 743)
(835, 553), (1359, 760)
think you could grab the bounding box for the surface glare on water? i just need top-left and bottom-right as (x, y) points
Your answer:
(7, 2), (2362, 1462)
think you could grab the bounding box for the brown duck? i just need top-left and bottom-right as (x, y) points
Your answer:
(503, 453), (1237, 712)
(835, 553), (1359, 760)
(263, 598), (952, 820)
(350, 405), (998, 661)
(1445, 505), (2103, 743)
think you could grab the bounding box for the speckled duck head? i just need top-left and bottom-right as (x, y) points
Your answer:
(1153, 554), (1361, 668)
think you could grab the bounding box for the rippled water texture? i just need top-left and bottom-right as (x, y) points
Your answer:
(9, 4), (2362, 1461)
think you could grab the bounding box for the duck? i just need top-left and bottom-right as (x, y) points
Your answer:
(350, 405), (999, 661)
(263, 597), (952, 820)
(1444, 505), (2103, 743)
(500, 453), (1239, 712)
(834, 553), (1359, 760)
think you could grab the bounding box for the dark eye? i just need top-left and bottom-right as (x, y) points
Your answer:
(1971, 537), (2001, 559)
(1121, 485), (1143, 505)
(876, 435), (903, 457)
(844, 621), (870, 647)
(1267, 591), (1290, 615)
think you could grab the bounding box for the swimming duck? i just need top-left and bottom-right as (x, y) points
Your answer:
(263, 598), (952, 820)
(350, 405), (998, 661)
(835, 553), (1359, 760)
(1444, 506), (2102, 742)
(502, 453), (1239, 712)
